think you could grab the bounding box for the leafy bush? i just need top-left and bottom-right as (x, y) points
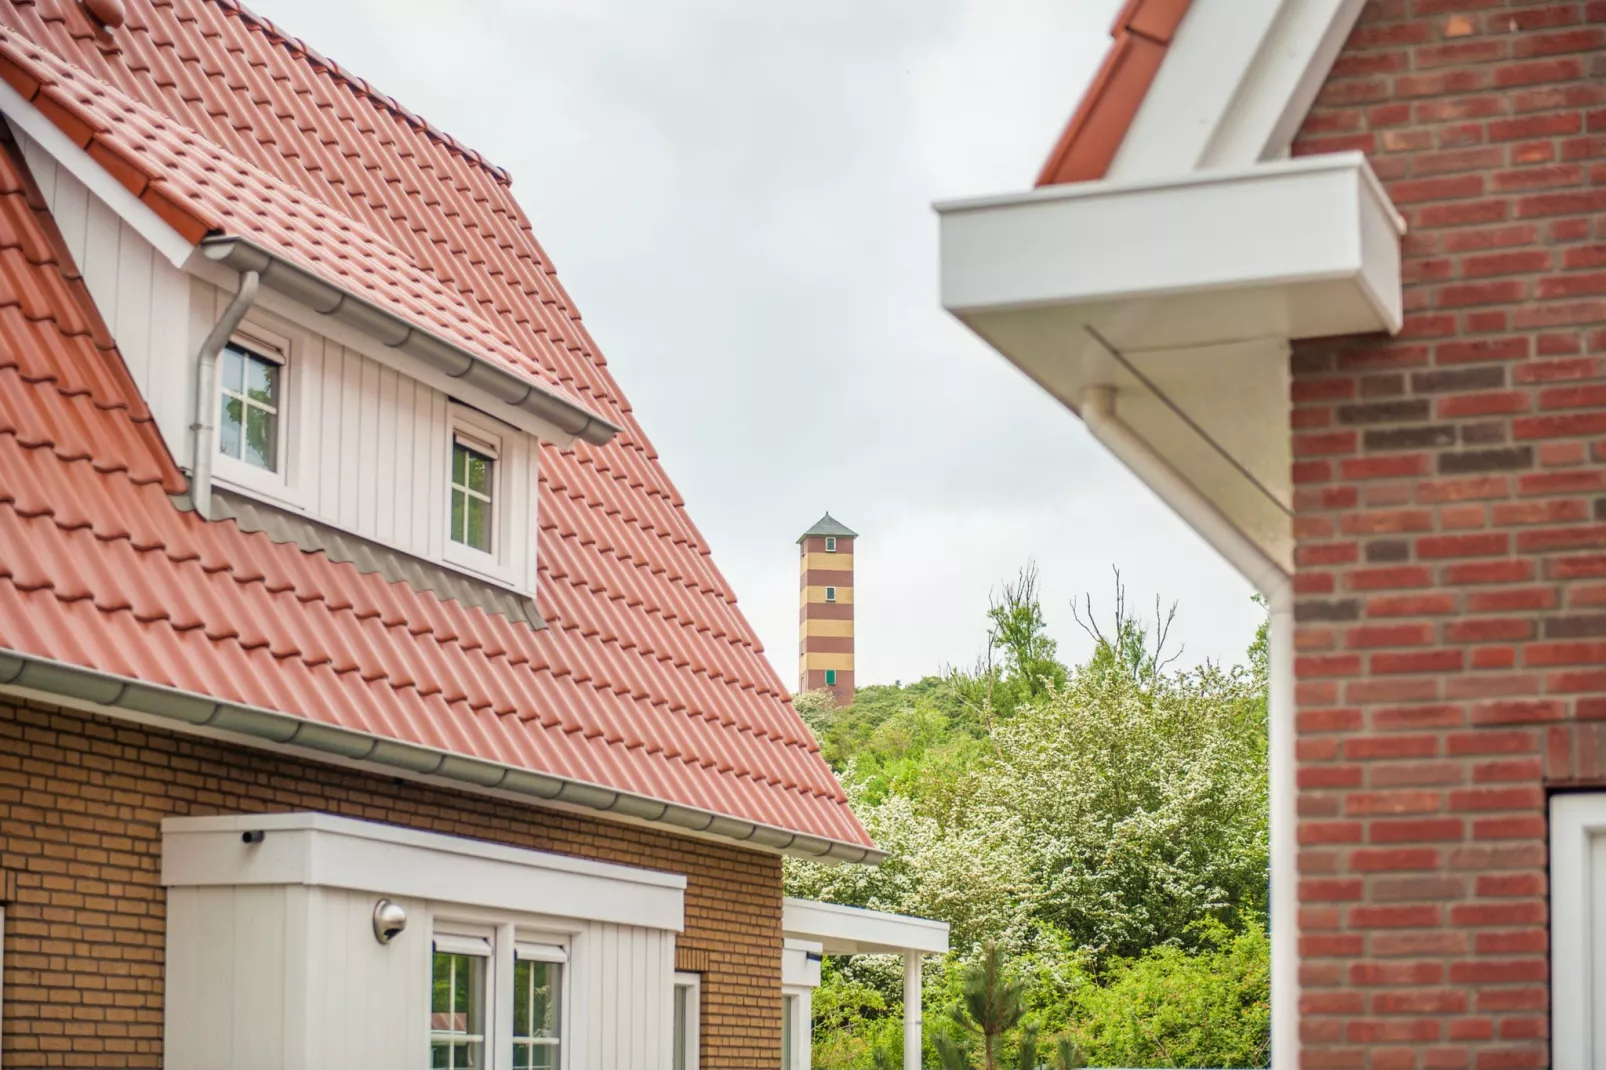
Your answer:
(790, 568), (1271, 1069)
(1072, 922), (1270, 1068)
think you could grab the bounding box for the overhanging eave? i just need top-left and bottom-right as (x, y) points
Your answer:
(936, 152), (1404, 576)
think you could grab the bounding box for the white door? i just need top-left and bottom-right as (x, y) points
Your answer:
(1552, 794), (1606, 1068)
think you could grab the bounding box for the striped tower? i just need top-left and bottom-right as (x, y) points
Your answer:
(797, 513), (856, 705)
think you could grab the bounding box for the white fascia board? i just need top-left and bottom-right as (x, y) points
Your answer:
(938, 151), (1403, 342)
(0, 81), (194, 268)
(1107, 0), (1369, 177)
(161, 812), (686, 932)
(1203, 0), (1371, 167)
(1107, 0), (1285, 178)
(782, 897), (950, 956)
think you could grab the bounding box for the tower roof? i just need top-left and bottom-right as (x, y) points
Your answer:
(798, 513), (859, 543)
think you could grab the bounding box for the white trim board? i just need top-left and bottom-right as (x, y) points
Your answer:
(0, 83), (195, 267)
(162, 812), (686, 932)
(1107, 0), (1370, 179)
(782, 897), (949, 956)
(1552, 793), (1606, 1070)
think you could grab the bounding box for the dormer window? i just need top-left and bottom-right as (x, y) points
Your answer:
(824, 536), (837, 553)
(451, 434), (497, 554)
(219, 341), (281, 473)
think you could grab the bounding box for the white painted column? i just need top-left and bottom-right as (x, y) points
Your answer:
(903, 951), (922, 1070)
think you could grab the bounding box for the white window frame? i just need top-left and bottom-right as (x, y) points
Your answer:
(1552, 793), (1606, 1070)
(513, 941), (567, 1070)
(781, 985), (811, 1070)
(431, 916), (572, 1070)
(212, 325), (296, 504)
(445, 406), (515, 584)
(673, 971), (701, 1070)
(432, 925), (494, 1070)
(823, 587), (836, 603)
(824, 536), (836, 553)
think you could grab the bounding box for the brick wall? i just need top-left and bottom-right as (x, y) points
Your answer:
(1290, 3), (1605, 1067)
(0, 698), (784, 1069)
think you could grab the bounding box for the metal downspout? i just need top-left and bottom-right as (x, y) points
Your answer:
(1080, 384), (1297, 1068)
(190, 270), (261, 518)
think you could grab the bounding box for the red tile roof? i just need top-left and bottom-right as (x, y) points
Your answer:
(1035, 0), (1193, 186)
(0, 0), (874, 857)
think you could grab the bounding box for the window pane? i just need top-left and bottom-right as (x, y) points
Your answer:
(514, 959), (560, 1039)
(451, 488), (467, 545)
(453, 442), (468, 486)
(221, 345), (244, 394)
(219, 395), (242, 459)
(431, 950), (484, 1070)
(246, 355), (278, 408)
(244, 405), (277, 471)
(466, 451), (492, 495)
(465, 494), (491, 553)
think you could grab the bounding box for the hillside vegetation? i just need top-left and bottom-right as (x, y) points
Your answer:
(787, 567), (1271, 1068)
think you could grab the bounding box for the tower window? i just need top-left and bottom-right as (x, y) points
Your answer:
(824, 587), (836, 603)
(824, 536), (837, 553)
(825, 669), (837, 686)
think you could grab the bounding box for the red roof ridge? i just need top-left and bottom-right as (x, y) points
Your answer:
(1035, 0), (1194, 187)
(207, 0), (514, 188)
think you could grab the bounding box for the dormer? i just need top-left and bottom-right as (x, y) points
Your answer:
(0, 65), (618, 619)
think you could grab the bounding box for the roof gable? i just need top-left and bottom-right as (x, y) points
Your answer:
(0, 0), (875, 859)
(798, 513), (858, 542)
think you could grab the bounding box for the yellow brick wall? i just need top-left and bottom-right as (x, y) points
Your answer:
(0, 698), (783, 1068)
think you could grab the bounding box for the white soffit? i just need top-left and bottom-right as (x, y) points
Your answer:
(161, 812), (687, 932)
(782, 897), (950, 956)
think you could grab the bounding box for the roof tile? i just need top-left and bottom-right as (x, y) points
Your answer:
(0, 6), (870, 852)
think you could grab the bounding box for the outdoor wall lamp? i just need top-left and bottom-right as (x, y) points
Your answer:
(373, 899), (408, 945)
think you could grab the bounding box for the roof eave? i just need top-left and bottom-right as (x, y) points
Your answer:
(201, 236), (620, 447)
(0, 647), (885, 866)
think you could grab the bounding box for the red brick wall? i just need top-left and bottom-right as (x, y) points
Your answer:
(0, 698), (783, 1069)
(1290, 3), (1605, 1066)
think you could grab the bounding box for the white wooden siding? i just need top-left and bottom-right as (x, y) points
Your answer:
(165, 884), (676, 1070)
(16, 127), (539, 594)
(15, 126), (193, 451)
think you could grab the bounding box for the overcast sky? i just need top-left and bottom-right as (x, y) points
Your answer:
(254, 0), (1264, 685)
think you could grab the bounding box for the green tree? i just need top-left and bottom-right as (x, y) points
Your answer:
(945, 942), (1028, 1070)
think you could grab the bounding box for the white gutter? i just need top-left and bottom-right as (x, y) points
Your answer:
(0, 648), (886, 866)
(200, 237), (620, 447)
(1080, 385), (1297, 1069)
(189, 269), (260, 519)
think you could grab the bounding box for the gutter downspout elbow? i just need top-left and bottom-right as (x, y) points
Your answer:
(190, 270), (261, 518)
(1079, 383), (1298, 1067)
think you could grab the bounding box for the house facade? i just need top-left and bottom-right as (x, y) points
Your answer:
(0, 2), (949, 1067)
(941, 0), (1604, 1066)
